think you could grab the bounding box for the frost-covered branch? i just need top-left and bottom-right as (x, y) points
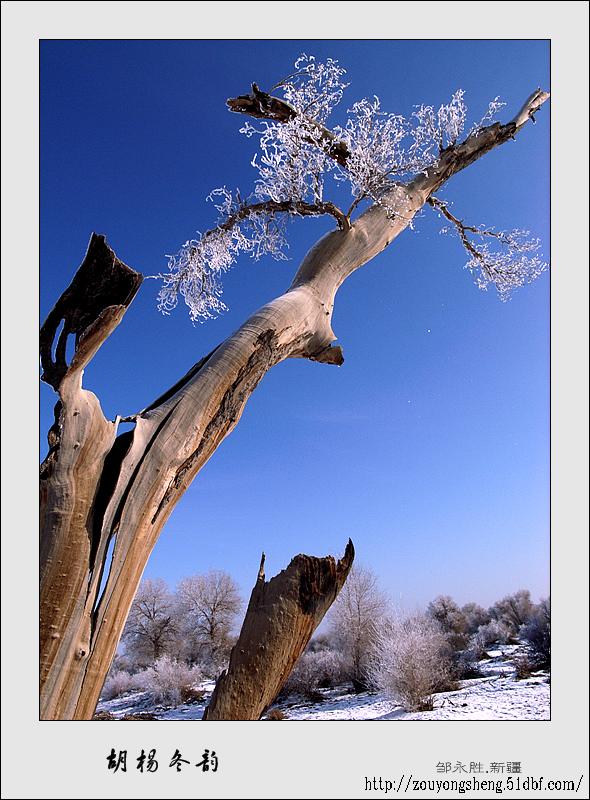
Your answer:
(218, 197), (350, 232)
(335, 97), (415, 206)
(428, 196), (547, 300)
(228, 55), (522, 222)
(156, 190), (348, 322)
(161, 54), (548, 321)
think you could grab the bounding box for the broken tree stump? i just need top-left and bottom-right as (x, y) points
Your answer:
(203, 539), (354, 720)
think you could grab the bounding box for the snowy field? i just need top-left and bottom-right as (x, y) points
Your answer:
(95, 644), (549, 721)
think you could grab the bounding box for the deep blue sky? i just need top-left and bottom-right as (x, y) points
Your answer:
(40, 40), (550, 610)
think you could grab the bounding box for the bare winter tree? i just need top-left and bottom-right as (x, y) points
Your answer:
(520, 597), (550, 667)
(121, 578), (179, 667)
(427, 594), (469, 650)
(40, 54), (549, 719)
(461, 602), (492, 635)
(489, 589), (535, 635)
(176, 571), (242, 670)
(329, 565), (390, 690)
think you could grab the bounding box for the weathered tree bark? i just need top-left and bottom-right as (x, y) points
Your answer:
(39, 88), (548, 720)
(203, 540), (354, 720)
(40, 234), (143, 720)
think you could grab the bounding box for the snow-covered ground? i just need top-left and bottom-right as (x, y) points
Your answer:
(95, 645), (549, 721)
(95, 680), (217, 721)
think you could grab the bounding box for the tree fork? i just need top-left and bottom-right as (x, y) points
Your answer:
(203, 540), (354, 720)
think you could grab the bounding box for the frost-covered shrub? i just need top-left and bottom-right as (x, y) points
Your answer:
(265, 708), (286, 721)
(489, 590), (534, 636)
(306, 634), (334, 653)
(135, 655), (202, 707)
(284, 649), (346, 697)
(513, 652), (535, 680)
(109, 652), (137, 675)
(520, 598), (550, 668)
(453, 648), (482, 680)
(193, 650), (231, 681)
(427, 595), (469, 651)
(475, 619), (512, 647)
(468, 631), (491, 660)
(369, 612), (455, 712)
(101, 670), (137, 701)
(461, 602), (491, 636)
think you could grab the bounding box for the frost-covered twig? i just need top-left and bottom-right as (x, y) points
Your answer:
(470, 96), (507, 135)
(428, 196), (547, 300)
(411, 89), (467, 161)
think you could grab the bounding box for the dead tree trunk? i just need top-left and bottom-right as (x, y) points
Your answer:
(39, 88), (548, 719)
(203, 540), (354, 720)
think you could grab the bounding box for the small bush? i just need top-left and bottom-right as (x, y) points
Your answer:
(93, 711), (117, 720)
(513, 652), (535, 680)
(265, 708), (286, 720)
(109, 652), (137, 674)
(195, 651), (231, 680)
(101, 670), (136, 701)
(135, 655), (202, 707)
(454, 649), (482, 680)
(468, 630), (493, 660)
(369, 612), (455, 712)
(461, 602), (491, 635)
(283, 649), (346, 698)
(180, 686), (205, 704)
(427, 596), (469, 651)
(475, 619), (512, 647)
(490, 590), (534, 637)
(306, 634), (334, 653)
(520, 600), (550, 669)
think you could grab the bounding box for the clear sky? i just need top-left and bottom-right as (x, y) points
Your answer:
(40, 39), (550, 610)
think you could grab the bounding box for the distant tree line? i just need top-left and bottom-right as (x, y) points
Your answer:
(100, 566), (550, 714)
(102, 571), (242, 705)
(284, 570), (550, 713)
